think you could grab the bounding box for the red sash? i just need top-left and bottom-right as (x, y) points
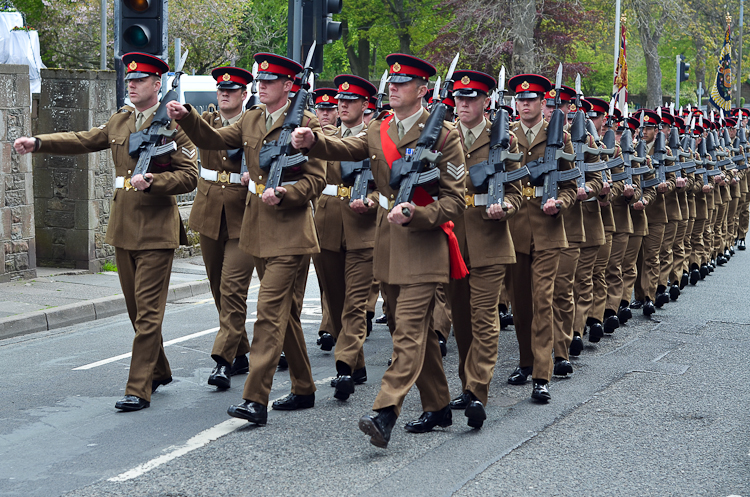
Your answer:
(379, 114), (468, 279)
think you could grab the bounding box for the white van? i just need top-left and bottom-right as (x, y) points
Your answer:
(165, 74), (218, 112)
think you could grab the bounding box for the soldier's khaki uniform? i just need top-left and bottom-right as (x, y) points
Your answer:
(178, 102), (325, 406)
(658, 159), (684, 289)
(552, 135), (603, 357)
(508, 120), (577, 382)
(36, 106), (198, 402)
(314, 122), (376, 374)
(448, 118), (522, 405)
(622, 156), (657, 304)
(310, 109), (464, 416)
(190, 110), (254, 366)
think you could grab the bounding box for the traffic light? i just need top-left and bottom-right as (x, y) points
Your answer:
(679, 54), (690, 83)
(114, 0), (168, 59)
(315, 0), (343, 45)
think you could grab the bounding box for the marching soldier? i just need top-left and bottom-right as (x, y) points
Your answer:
(687, 121), (711, 285)
(292, 53), (465, 448)
(446, 70), (522, 427)
(167, 52), (326, 425)
(191, 67), (256, 390)
(313, 88), (339, 127)
(313, 74), (378, 400)
(506, 74), (578, 402)
(668, 115), (694, 294)
(14, 52), (199, 411)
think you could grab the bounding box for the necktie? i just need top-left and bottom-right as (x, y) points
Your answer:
(135, 112), (145, 130)
(464, 130), (475, 150)
(526, 128), (534, 146)
(222, 119), (230, 127)
(342, 128), (351, 138)
(397, 121), (405, 140)
(265, 114), (274, 131)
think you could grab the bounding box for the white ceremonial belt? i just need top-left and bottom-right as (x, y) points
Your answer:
(247, 179), (297, 195)
(322, 184), (339, 196)
(472, 193), (489, 206)
(201, 167), (242, 184)
(583, 196), (599, 202)
(115, 176), (135, 190)
(378, 192), (437, 210)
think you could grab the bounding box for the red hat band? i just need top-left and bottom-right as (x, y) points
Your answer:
(390, 63), (430, 79)
(315, 95), (338, 105)
(216, 74), (248, 86)
(258, 61), (297, 78)
(545, 89), (572, 102)
(337, 82), (370, 98)
(127, 61), (162, 76)
(453, 77), (490, 94)
(515, 80), (546, 94)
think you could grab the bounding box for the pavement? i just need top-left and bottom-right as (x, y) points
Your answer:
(0, 256), (210, 340)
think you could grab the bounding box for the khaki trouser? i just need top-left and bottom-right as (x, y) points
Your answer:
(242, 254), (316, 405)
(116, 247), (174, 402)
(589, 233), (612, 322)
(606, 231), (630, 312)
(375, 282), (450, 416)
(659, 220), (678, 287)
(669, 219), (688, 284)
(449, 264), (506, 405)
(201, 217), (254, 364)
(552, 245), (580, 361)
(636, 222), (665, 300)
(510, 248), (560, 382)
(622, 235), (644, 303)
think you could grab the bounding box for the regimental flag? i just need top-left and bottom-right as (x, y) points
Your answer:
(613, 15), (628, 111)
(710, 16), (733, 111)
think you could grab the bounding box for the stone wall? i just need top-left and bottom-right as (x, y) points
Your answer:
(0, 64), (36, 282)
(32, 69), (117, 271)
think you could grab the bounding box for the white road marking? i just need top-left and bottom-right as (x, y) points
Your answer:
(108, 374), (336, 482)
(73, 318), (321, 370)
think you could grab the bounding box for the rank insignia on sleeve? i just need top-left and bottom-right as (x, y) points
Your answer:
(181, 146), (196, 158)
(447, 162), (465, 180)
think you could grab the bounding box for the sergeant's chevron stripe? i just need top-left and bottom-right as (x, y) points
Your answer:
(182, 147), (196, 158)
(446, 161), (465, 180)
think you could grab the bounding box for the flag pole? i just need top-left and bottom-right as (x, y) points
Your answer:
(739, 0), (744, 109)
(612, 0), (621, 96)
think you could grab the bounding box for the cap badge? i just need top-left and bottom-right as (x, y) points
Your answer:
(460, 76), (471, 85)
(341, 82), (350, 90)
(392, 62), (401, 72)
(128, 61), (137, 71)
(222, 73), (231, 81)
(521, 81), (530, 90)
(322, 94), (330, 102)
(644, 115), (650, 122)
(260, 60), (269, 70)
(570, 103), (577, 111)
(548, 89), (556, 97)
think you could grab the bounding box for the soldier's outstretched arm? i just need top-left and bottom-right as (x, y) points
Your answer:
(17, 120), (112, 156)
(171, 103), (242, 151)
(292, 126), (369, 162)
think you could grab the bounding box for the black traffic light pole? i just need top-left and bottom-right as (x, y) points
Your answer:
(287, 0), (342, 72)
(676, 54), (689, 106)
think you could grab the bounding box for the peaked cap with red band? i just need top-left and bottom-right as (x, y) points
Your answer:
(365, 96), (377, 114)
(452, 70), (496, 98)
(123, 52), (169, 80)
(569, 99), (591, 114)
(313, 88), (339, 108)
(254, 53), (302, 81)
(386, 53), (436, 84)
(509, 74), (551, 99)
(636, 109), (660, 127)
(544, 84), (575, 105)
(211, 66), (252, 90)
(334, 74), (377, 101)
(674, 115), (686, 133)
(725, 117), (737, 127)
(626, 116), (641, 133)
(658, 107), (675, 126)
(428, 91), (455, 109)
(586, 97), (609, 116)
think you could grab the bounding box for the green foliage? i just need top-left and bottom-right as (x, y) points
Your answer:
(100, 261), (117, 272)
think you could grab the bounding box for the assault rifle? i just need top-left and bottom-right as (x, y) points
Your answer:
(642, 130), (678, 188)
(610, 128), (650, 186)
(390, 54), (460, 216)
(257, 42), (317, 193)
(468, 107), (526, 209)
(127, 50), (189, 178)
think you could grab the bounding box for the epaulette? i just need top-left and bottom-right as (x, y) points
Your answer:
(374, 109), (393, 121)
(119, 105), (134, 113)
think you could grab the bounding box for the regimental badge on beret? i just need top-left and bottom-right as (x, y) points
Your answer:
(461, 75), (471, 85)
(644, 115), (650, 122)
(341, 82), (350, 90)
(549, 89), (556, 97)
(222, 73), (231, 81)
(393, 62), (401, 72)
(521, 81), (530, 90)
(322, 94), (330, 101)
(260, 60), (269, 70)
(129, 61), (138, 71)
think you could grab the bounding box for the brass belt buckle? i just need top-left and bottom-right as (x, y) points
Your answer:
(256, 183), (266, 195)
(337, 185), (351, 198)
(465, 194), (475, 207)
(218, 171), (230, 183)
(522, 186), (535, 198)
(124, 177), (133, 191)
